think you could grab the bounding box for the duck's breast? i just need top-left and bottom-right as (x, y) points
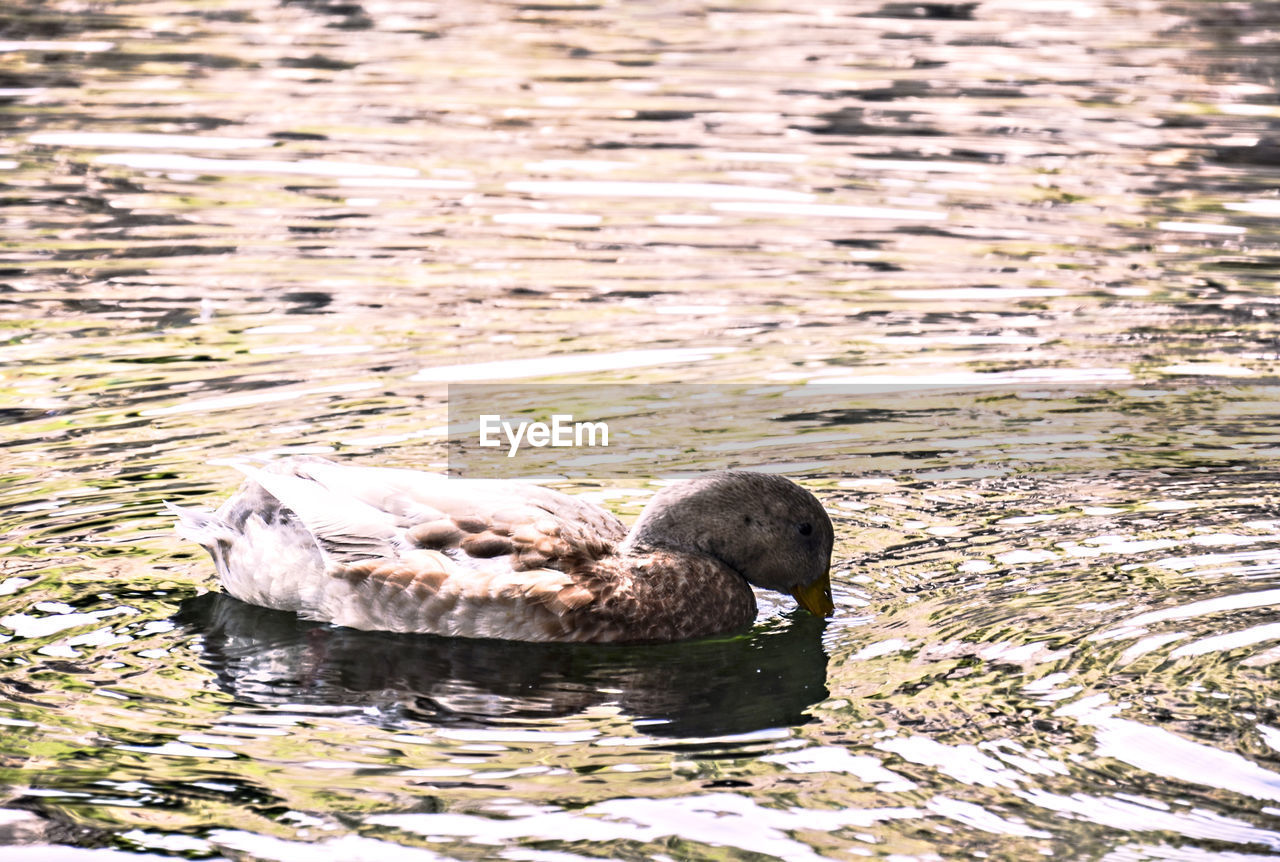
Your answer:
(551, 551), (760, 643)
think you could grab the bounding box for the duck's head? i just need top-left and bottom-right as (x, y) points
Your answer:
(623, 471), (835, 618)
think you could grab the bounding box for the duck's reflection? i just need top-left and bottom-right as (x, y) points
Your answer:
(177, 592), (829, 737)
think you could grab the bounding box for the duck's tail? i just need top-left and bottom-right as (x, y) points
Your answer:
(167, 501), (232, 550)
(167, 492), (326, 614)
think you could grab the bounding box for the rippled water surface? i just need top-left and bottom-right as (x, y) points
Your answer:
(4, 0), (1280, 859)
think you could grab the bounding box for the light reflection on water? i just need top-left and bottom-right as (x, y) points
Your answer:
(3, 0), (1280, 858)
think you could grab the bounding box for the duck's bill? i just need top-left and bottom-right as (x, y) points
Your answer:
(790, 573), (834, 618)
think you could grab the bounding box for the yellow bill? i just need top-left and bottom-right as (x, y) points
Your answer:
(790, 572), (834, 618)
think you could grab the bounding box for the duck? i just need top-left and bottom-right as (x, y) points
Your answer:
(169, 456), (835, 644)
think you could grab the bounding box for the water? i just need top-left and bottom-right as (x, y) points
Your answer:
(3, 0), (1280, 858)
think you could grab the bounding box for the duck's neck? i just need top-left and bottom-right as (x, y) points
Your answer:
(621, 508), (747, 583)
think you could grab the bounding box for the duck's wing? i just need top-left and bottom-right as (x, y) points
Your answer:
(312, 549), (612, 641)
(228, 462), (405, 562)
(241, 457), (628, 572)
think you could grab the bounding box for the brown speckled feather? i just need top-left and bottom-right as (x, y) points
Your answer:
(406, 503), (620, 573)
(312, 550), (595, 641)
(305, 548), (753, 643)
(267, 455), (626, 574)
(561, 551), (758, 643)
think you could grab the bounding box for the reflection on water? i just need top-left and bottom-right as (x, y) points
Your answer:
(3, 0), (1280, 858)
(176, 592), (830, 738)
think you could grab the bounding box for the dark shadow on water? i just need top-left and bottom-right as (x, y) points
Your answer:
(175, 592), (829, 738)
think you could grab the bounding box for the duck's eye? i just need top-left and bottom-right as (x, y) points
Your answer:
(797, 522), (813, 537)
